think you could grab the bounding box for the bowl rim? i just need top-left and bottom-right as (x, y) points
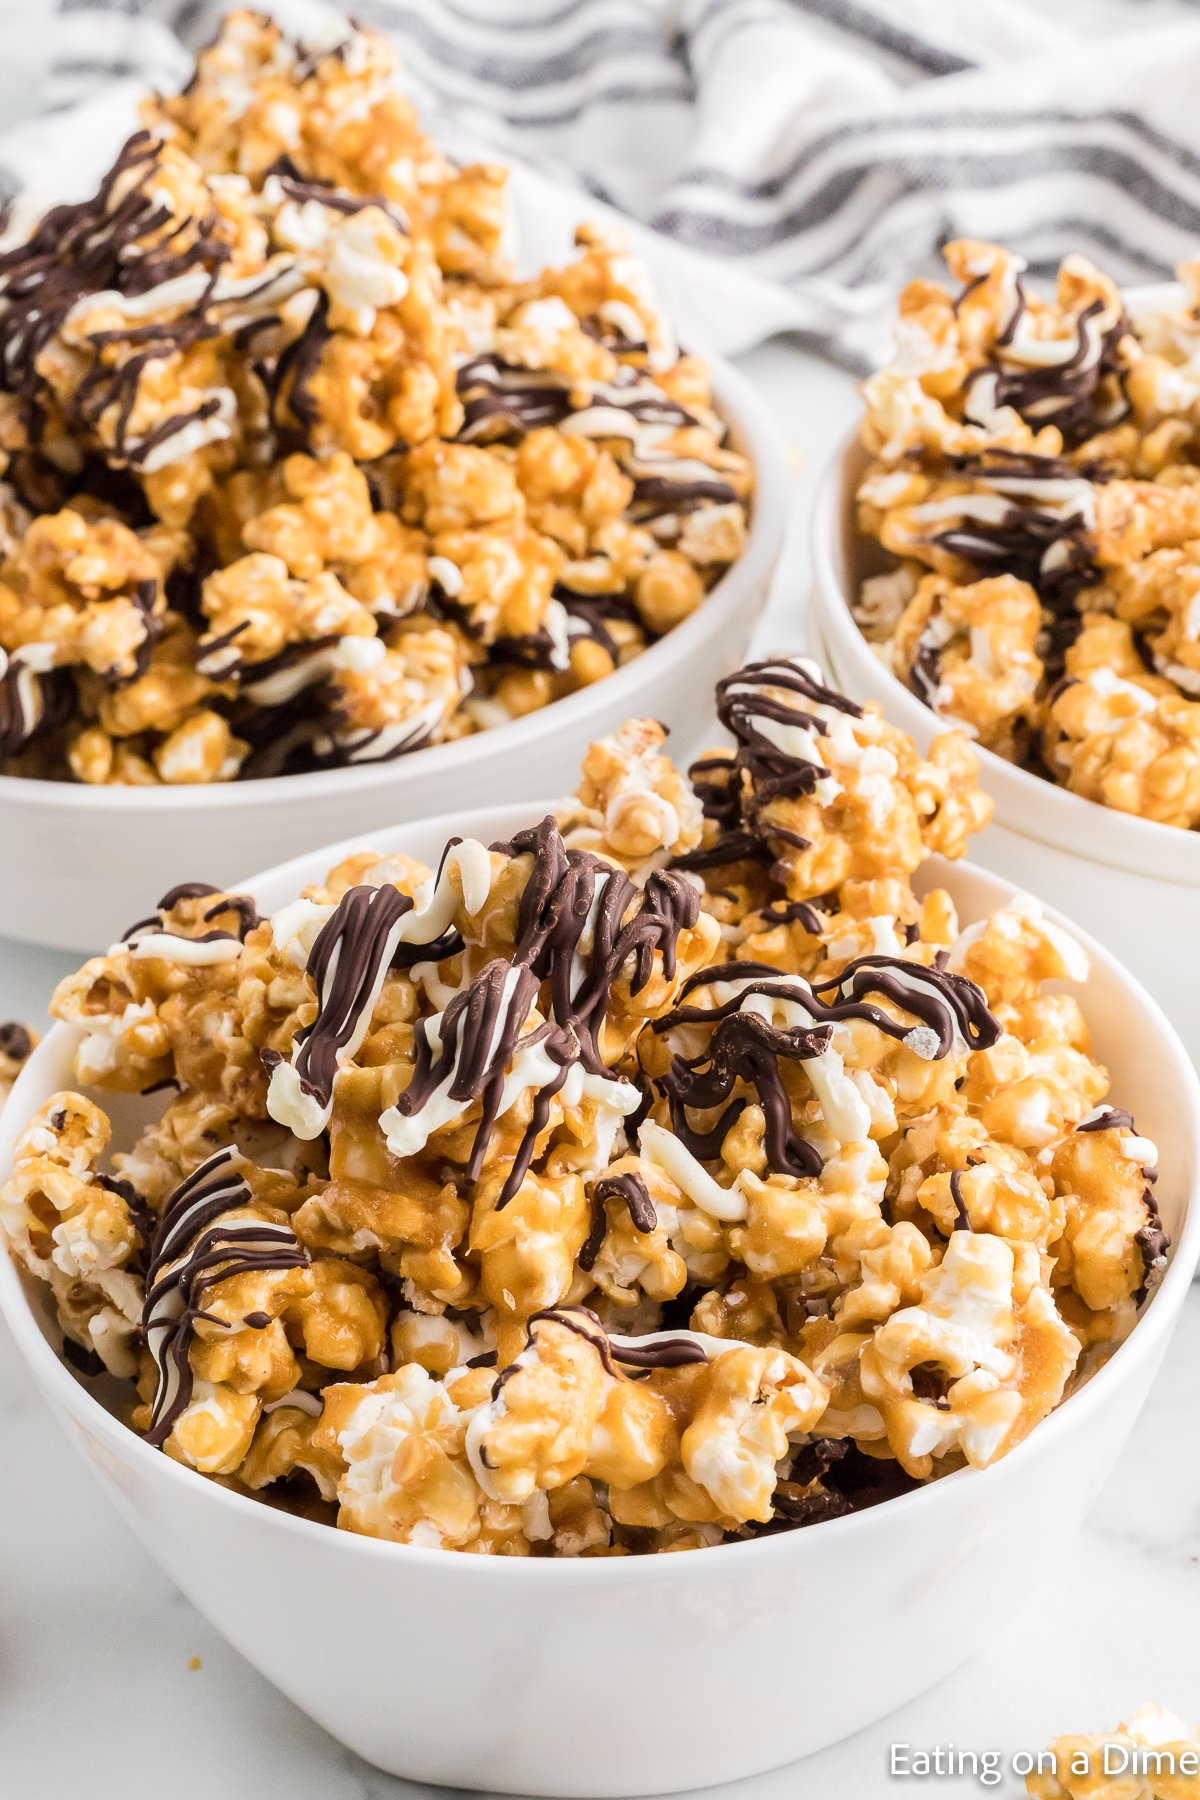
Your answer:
(0, 356), (788, 815)
(3, 813), (1199, 1584)
(810, 279), (1200, 889)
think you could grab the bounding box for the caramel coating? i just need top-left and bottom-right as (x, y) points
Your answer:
(0, 14), (749, 786)
(853, 236), (1200, 830)
(0, 658), (1164, 1553)
(1027, 1704), (1200, 1800)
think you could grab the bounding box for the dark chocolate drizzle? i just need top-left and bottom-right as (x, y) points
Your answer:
(456, 355), (695, 445)
(291, 882), (416, 1110)
(0, 649), (72, 758)
(757, 897), (828, 934)
(0, 1021), (33, 1062)
(556, 590), (642, 662)
(389, 959), (572, 1206)
(1069, 1107), (1169, 1300)
(141, 1147), (307, 1448)
(376, 824), (698, 1202)
(96, 1171), (156, 1258)
(605, 1334), (711, 1370)
(910, 617), (945, 710)
(266, 155), (411, 234)
(949, 1169), (971, 1232)
(101, 577), (163, 687)
(630, 469), (739, 517)
(457, 356), (575, 439)
(1065, 1108), (1167, 1299)
(201, 633), (338, 701)
(158, 881), (222, 908)
(286, 817), (700, 1207)
(316, 727), (440, 769)
(118, 880), (261, 957)
(495, 1305), (710, 1391)
(1076, 1107), (1137, 1135)
(963, 298), (1131, 442)
(500, 819), (699, 1071)
(454, 354), (736, 515)
(654, 955), (998, 1177)
(581, 314), (649, 356)
(662, 1008), (828, 1179)
(810, 954), (1001, 1059)
(579, 1170), (657, 1272)
(0, 129), (300, 465)
(929, 451), (1105, 610)
(269, 289), (329, 431)
(203, 893), (261, 940)
(279, 815), (684, 1187)
(1135, 1189), (1170, 1301)
(455, 818), (698, 1202)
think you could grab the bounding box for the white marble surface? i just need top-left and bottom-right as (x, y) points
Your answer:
(2, 344), (1198, 1800)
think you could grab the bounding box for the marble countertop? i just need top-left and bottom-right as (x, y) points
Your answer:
(2, 344), (1197, 1800)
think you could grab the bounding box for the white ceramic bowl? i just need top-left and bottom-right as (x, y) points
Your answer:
(811, 293), (1200, 1066)
(0, 359), (787, 954)
(2, 804), (1198, 1796)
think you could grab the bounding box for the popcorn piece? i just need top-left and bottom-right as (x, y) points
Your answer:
(563, 717), (704, 864)
(859, 1231), (1080, 1477)
(324, 1365), (504, 1549)
(0, 1020), (36, 1106)
(889, 573), (1044, 756)
(1, 1092), (143, 1376)
(1027, 1704), (1200, 1800)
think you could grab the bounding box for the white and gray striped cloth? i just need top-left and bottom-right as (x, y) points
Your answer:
(6, 0), (1200, 363)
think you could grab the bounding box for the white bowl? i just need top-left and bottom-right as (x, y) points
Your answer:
(0, 359), (787, 954)
(811, 306), (1200, 1065)
(2, 804), (1198, 1796)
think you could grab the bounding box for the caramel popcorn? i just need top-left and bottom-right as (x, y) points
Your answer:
(0, 11), (750, 787)
(852, 237), (1200, 829)
(1028, 1704), (1200, 1799)
(0, 1020), (36, 1107)
(0, 656), (1168, 1553)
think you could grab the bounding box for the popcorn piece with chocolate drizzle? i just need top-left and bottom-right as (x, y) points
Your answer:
(0, 1092), (144, 1377)
(646, 947), (1000, 1211)
(677, 654), (990, 902)
(266, 837), (495, 1137)
(0, 1018), (36, 1106)
(464, 1307), (824, 1528)
(139, 1147), (311, 1468)
(859, 239), (1130, 468)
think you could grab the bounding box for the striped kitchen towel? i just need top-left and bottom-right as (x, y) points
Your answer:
(8, 0), (1200, 365)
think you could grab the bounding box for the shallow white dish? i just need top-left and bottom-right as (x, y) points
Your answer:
(2, 803), (1197, 1796)
(0, 358), (786, 954)
(811, 286), (1200, 1066)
